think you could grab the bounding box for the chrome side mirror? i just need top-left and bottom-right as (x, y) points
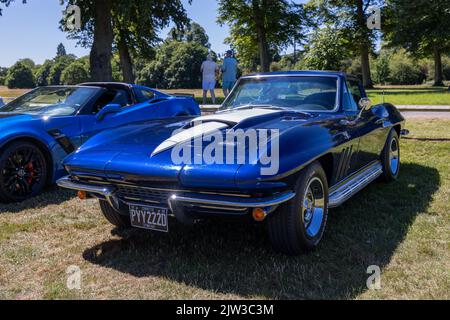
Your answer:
(358, 98), (372, 112)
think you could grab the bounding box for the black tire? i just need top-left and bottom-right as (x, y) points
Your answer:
(0, 141), (48, 203)
(380, 129), (400, 182)
(99, 200), (131, 228)
(268, 162), (329, 255)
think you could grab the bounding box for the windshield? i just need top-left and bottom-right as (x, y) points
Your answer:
(0, 86), (99, 116)
(222, 76), (338, 112)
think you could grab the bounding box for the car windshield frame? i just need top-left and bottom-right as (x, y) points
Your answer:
(0, 86), (101, 116)
(220, 74), (341, 113)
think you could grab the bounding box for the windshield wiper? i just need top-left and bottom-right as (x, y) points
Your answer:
(219, 104), (287, 112)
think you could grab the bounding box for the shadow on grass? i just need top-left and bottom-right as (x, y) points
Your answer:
(82, 163), (439, 299)
(0, 186), (74, 214)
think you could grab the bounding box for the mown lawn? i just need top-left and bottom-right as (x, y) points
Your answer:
(0, 119), (448, 300)
(368, 87), (450, 106)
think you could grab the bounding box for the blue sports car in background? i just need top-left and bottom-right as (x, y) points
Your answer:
(0, 82), (200, 202)
(58, 71), (407, 255)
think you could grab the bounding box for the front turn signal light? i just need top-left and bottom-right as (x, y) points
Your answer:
(77, 191), (87, 200)
(252, 208), (267, 222)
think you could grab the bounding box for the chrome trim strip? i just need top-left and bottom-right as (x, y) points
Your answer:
(80, 179), (251, 198)
(168, 191), (295, 208)
(57, 176), (116, 197)
(57, 176), (295, 212)
(329, 161), (382, 208)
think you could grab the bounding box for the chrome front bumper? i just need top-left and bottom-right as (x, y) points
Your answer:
(57, 176), (295, 215)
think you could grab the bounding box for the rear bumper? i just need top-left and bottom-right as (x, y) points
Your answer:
(57, 176), (295, 217)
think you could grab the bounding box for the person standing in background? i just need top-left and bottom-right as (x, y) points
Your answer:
(200, 54), (219, 105)
(221, 50), (238, 97)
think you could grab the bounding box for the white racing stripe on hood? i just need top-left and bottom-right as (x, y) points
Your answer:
(151, 121), (228, 156)
(197, 108), (280, 124)
(151, 108), (280, 157)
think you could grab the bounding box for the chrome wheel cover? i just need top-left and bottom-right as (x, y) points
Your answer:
(302, 177), (325, 238)
(389, 137), (400, 175)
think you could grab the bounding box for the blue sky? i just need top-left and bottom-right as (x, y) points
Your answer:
(0, 0), (231, 67)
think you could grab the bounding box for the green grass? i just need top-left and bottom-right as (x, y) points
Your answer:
(0, 120), (449, 300)
(368, 87), (450, 105)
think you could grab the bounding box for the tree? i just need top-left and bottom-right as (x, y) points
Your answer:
(372, 49), (391, 84)
(301, 26), (351, 71)
(34, 60), (55, 86)
(388, 49), (426, 85)
(310, 0), (381, 88)
(169, 22), (210, 48)
(0, 67), (8, 86)
(137, 40), (209, 89)
(47, 55), (76, 85)
(218, 0), (309, 72)
(112, 1), (189, 83)
(384, 0), (450, 86)
(16, 58), (35, 70)
(56, 43), (67, 57)
(5, 61), (35, 89)
(62, 0), (190, 83)
(61, 60), (90, 84)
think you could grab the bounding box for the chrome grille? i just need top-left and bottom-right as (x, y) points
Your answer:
(116, 185), (170, 204)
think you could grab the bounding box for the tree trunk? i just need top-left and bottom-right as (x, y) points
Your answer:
(252, 0), (270, 72)
(90, 0), (113, 82)
(357, 0), (373, 88)
(433, 46), (444, 86)
(118, 36), (135, 83)
(257, 25), (270, 72)
(360, 45), (373, 88)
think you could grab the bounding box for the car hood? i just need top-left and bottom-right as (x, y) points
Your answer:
(0, 112), (43, 136)
(65, 108), (324, 188)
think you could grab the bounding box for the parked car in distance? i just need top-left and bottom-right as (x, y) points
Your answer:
(58, 71), (407, 255)
(0, 83), (200, 202)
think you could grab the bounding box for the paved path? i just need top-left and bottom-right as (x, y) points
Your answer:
(401, 111), (450, 119)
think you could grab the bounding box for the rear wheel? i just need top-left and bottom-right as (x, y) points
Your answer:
(380, 129), (400, 182)
(99, 200), (131, 228)
(268, 162), (329, 255)
(0, 141), (48, 203)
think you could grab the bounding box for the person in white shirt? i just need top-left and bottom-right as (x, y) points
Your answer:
(200, 54), (219, 105)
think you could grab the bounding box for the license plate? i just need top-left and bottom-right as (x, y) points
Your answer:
(129, 204), (168, 233)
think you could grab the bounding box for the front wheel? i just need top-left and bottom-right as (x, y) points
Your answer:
(380, 129), (400, 182)
(99, 200), (131, 229)
(0, 141), (48, 203)
(268, 162), (329, 255)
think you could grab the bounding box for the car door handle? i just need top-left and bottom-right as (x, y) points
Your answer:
(375, 118), (386, 125)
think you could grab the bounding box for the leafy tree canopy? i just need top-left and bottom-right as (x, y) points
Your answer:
(61, 60), (90, 84)
(218, 0), (310, 72)
(5, 61), (35, 89)
(169, 22), (211, 48)
(56, 43), (67, 57)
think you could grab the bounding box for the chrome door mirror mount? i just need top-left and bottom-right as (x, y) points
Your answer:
(356, 98), (373, 119)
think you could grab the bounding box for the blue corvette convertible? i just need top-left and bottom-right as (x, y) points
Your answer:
(0, 83), (200, 202)
(58, 71), (407, 255)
